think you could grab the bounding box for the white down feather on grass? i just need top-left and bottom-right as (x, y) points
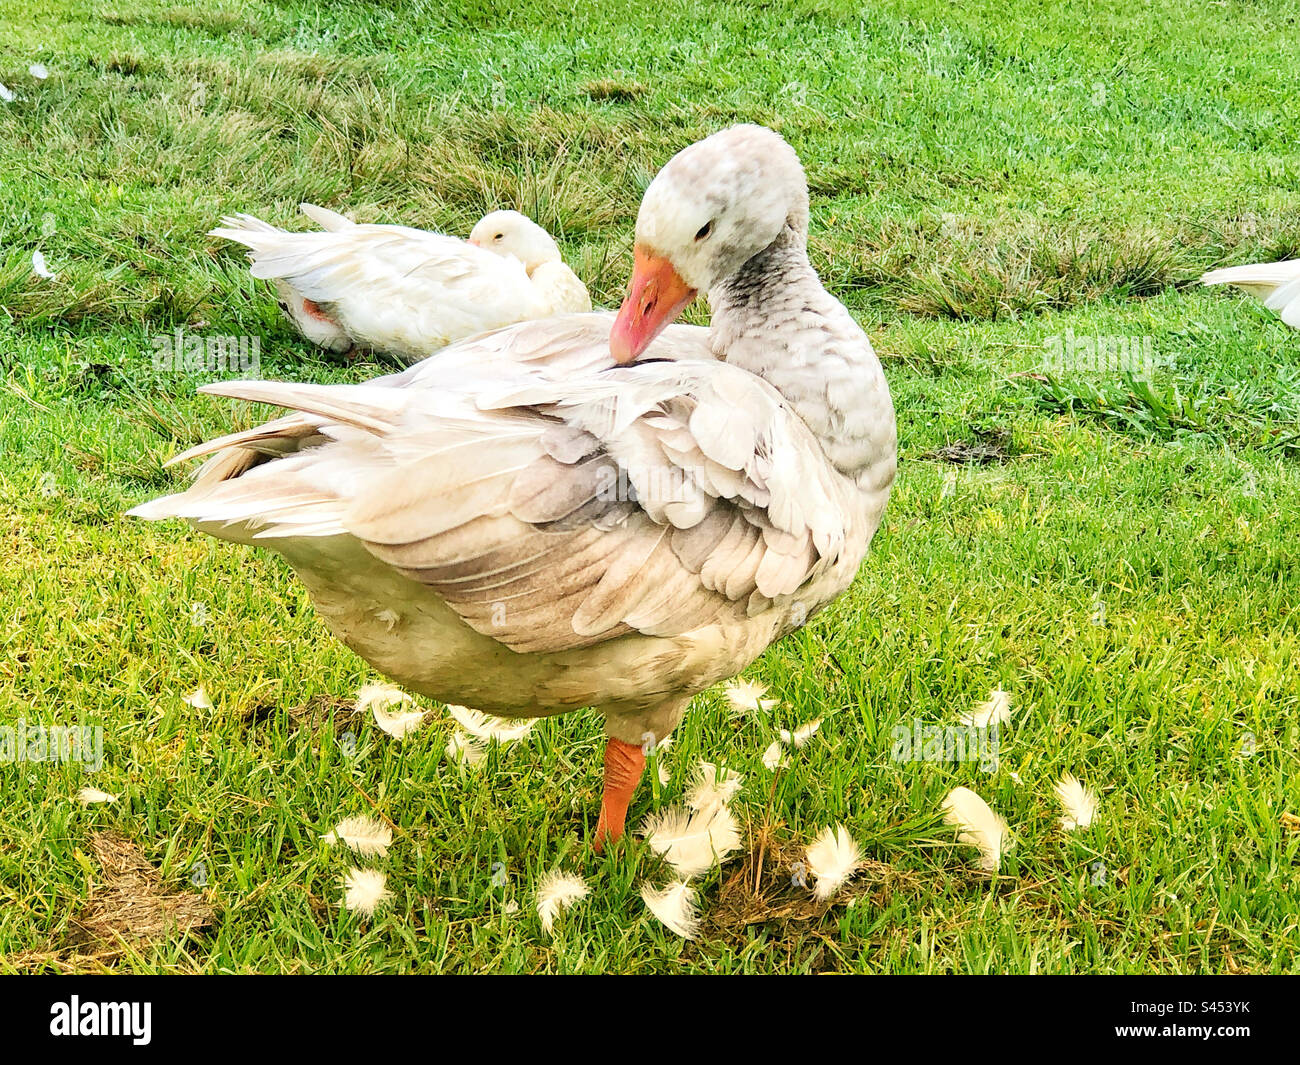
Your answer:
(723, 677), (778, 714)
(805, 824), (863, 901)
(959, 688), (1012, 728)
(640, 880), (699, 939)
(1055, 772), (1099, 830)
(341, 868), (392, 915)
(446, 729), (486, 765)
(183, 686), (213, 709)
(942, 786), (1010, 871)
(686, 761), (743, 813)
(446, 704), (536, 743)
(640, 803), (742, 877)
(77, 787), (117, 805)
(779, 718), (822, 747)
(535, 870), (590, 935)
(322, 815), (392, 857)
(357, 683), (427, 739)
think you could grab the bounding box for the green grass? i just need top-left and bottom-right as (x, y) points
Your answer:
(2, 0), (1299, 973)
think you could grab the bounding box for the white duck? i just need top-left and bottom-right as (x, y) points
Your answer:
(132, 126), (897, 847)
(212, 205), (591, 360)
(1202, 257), (1300, 330)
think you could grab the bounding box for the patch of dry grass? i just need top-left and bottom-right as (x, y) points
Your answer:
(6, 832), (214, 972)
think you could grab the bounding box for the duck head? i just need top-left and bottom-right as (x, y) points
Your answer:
(468, 210), (564, 274)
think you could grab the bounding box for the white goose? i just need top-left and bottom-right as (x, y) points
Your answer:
(212, 205), (591, 360)
(133, 126), (897, 847)
(1202, 258), (1300, 330)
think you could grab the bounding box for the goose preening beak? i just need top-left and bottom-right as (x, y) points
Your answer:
(609, 246), (697, 364)
(132, 124), (897, 854)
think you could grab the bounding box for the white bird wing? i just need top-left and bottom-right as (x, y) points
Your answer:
(210, 214), (553, 358)
(138, 313), (858, 655)
(1202, 258), (1300, 330)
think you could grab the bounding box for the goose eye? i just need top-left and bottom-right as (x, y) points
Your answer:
(494, 233), (504, 241)
(695, 221), (713, 241)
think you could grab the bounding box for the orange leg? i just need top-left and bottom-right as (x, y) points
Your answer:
(593, 737), (646, 852)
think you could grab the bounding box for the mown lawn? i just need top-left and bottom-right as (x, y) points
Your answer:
(1, 0), (1298, 973)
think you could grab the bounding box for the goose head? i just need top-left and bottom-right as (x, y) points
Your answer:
(610, 124), (810, 364)
(468, 210), (564, 274)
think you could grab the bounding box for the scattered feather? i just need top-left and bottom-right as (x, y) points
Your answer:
(31, 251), (56, 279)
(341, 868), (391, 916)
(686, 761), (743, 812)
(356, 682), (410, 712)
(535, 870), (590, 935)
(446, 704), (535, 743)
(183, 686), (213, 709)
(29, 63), (49, 80)
(640, 803), (742, 876)
(1056, 772), (1098, 831)
(446, 729), (485, 765)
(655, 760), (672, 786)
(357, 682), (427, 739)
(322, 815), (392, 857)
(960, 688), (1012, 728)
(640, 880), (698, 938)
(779, 718), (822, 748)
(942, 786), (1010, 871)
(0, 82), (13, 102)
(723, 677), (777, 713)
(805, 824), (863, 901)
(78, 787), (117, 805)
(761, 740), (789, 770)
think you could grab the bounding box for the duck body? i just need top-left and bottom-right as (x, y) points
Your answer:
(212, 205), (591, 361)
(134, 126), (896, 844)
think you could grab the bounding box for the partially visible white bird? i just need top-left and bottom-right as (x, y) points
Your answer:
(1202, 258), (1300, 331)
(211, 205), (591, 360)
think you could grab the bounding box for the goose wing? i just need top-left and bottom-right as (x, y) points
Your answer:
(134, 314), (858, 655)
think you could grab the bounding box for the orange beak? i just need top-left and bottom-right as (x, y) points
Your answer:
(609, 245), (697, 364)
